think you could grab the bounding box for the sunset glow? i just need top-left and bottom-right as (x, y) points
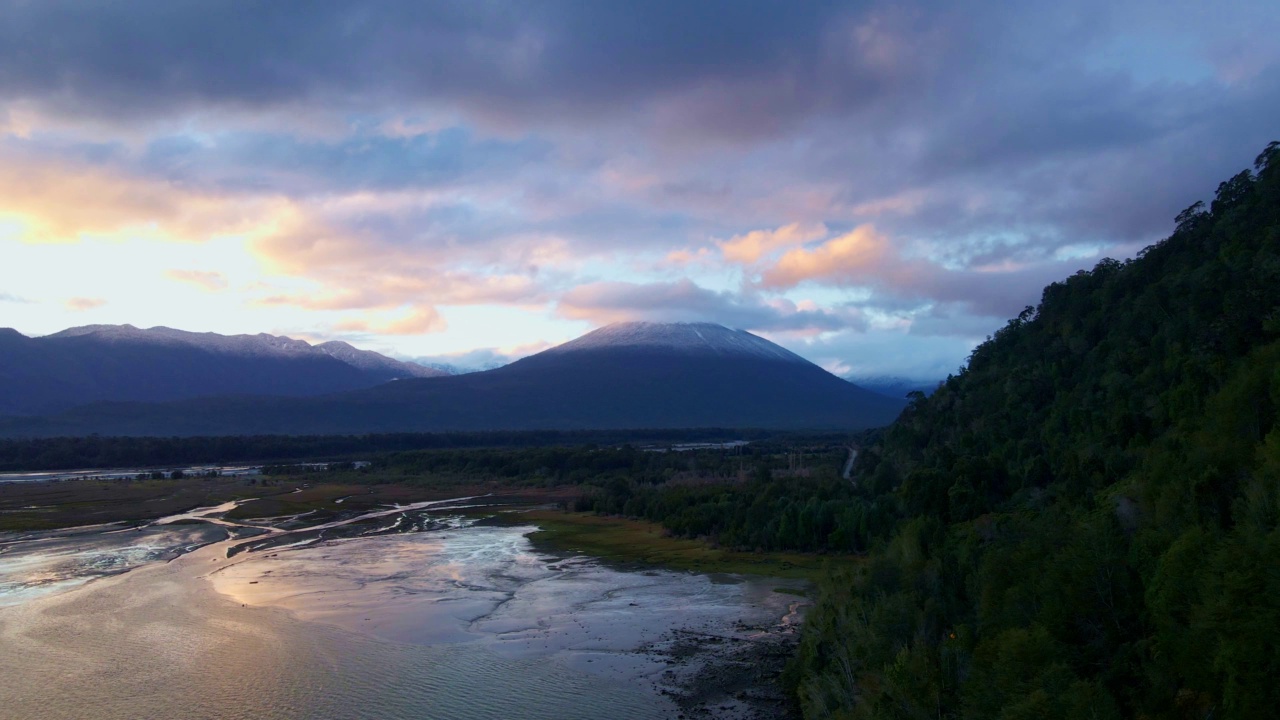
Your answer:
(2, 1), (1278, 376)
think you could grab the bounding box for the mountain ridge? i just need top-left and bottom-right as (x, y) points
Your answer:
(0, 321), (905, 436)
(0, 325), (446, 416)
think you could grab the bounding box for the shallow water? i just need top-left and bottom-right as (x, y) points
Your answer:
(0, 502), (804, 719)
(0, 522), (231, 606)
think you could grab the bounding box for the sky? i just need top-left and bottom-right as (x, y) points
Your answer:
(1, 1), (1277, 378)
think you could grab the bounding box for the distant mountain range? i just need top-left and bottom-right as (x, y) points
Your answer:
(0, 324), (446, 416)
(0, 322), (906, 437)
(846, 375), (943, 399)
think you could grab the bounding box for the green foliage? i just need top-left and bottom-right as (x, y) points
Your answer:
(791, 144), (1280, 719)
(575, 443), (862, 552)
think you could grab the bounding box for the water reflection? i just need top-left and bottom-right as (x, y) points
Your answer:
(0, 502), (803, 719)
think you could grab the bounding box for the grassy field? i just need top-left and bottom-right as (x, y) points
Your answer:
(503, 508), (844, 581)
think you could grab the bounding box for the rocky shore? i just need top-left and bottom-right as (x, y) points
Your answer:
(647, 618), (804, 719)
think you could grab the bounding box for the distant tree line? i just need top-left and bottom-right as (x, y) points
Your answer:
(0, 428), (787, 472)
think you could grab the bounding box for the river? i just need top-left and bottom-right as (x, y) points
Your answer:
(0, 497), (805, 719)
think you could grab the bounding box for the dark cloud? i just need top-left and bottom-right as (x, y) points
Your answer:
(5, 0), (1275, 249)
(137, 127), (551, 194)
(0, 0), (860, 128)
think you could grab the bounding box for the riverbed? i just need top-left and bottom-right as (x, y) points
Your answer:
(0, 498), (805, 719)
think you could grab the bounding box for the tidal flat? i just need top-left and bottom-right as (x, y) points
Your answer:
(0, 494), (807, 719)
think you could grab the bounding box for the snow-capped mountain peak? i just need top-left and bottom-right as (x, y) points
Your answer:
(540, 321), (807, 364)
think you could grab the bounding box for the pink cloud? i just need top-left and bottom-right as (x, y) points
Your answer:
(65, 297), (106, 311)
(0, 153), (273, 244)
(333, 306), (447, 336)
(755, 223), (1115, 319)
(164, 269), (228, 291)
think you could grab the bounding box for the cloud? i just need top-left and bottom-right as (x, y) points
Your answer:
(716, 222), (828, 264)
(410, 341), (552, 373)
(777, 326), (982, 380)
(760, 225), (894, 288)
(65, 297), (106, 311)
(137, 126), (551, 196)
(0, 291), (31, 303)
(164, 269), (227, 291)
(558, 279), (866, 333)
(0, 152), (273, 245)
(755, 224), (1118, 319)
(0, 2), (886, 135)
(2, 0), (1279, 380)
(333, 307), (447, 336)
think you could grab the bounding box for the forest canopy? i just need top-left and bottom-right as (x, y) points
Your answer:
(788, 141), (1280, 719)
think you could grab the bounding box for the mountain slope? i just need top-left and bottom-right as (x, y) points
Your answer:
(0, 325), (444, 415)
(0, 322), (906, 436)
(315, 340), (448, 379)
(790, 143), (1280, 718)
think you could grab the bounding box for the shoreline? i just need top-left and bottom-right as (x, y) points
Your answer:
(496, 507), (837, 582)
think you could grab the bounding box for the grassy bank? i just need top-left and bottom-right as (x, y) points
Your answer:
(505, 508), (846, 581)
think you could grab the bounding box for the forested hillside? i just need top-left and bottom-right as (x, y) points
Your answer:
(789, 144), (1280, 718)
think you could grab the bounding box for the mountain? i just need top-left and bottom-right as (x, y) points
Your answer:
(314, 340), (450, 379)
(539, 321), (809, 362)
(0, 325), (445, 416)
(0, 321), (907, 436)
(845, 375), (942, 399)
(791, 144), (1280, 717)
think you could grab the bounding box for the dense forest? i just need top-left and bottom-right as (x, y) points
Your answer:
(780, 144), (1280, 718)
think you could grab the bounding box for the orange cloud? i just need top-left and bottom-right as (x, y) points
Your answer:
(65, 297), (107, 311)
(663, 247), (713, 266)
(164, 269), (228, 291)
(0, 156), (273, 245)
(334, 306), (447, 336)
(244, 197), (558, 313)
(760, 224), (893, 289)
(255, 271), (542, 313)
(717, 221), (828, 264)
